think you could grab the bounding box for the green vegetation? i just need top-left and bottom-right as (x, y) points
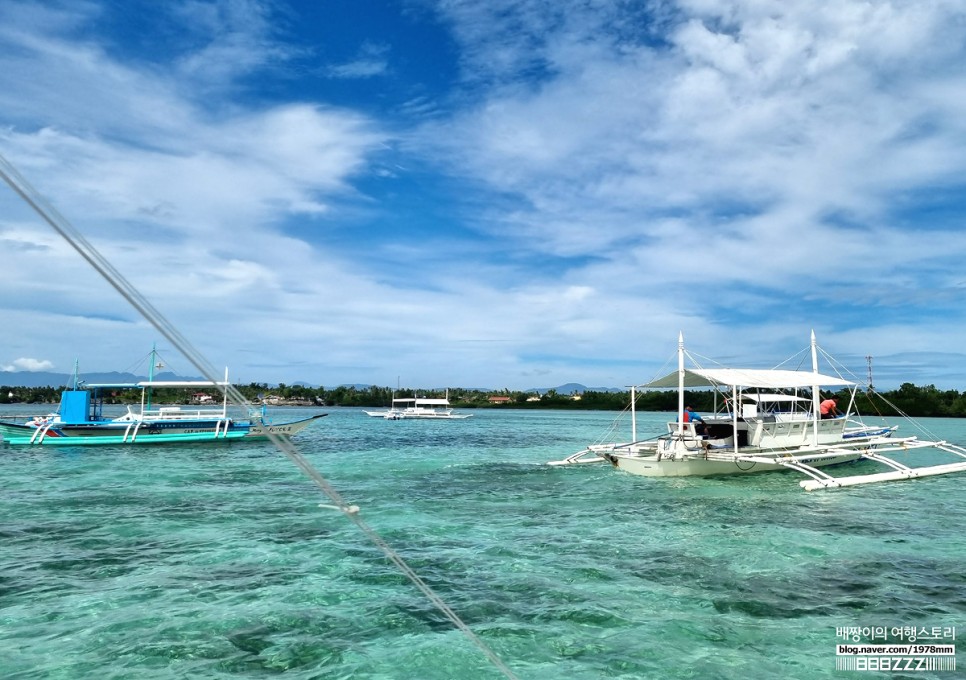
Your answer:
(2, 381), (966, 418)
(0, 386), (62, 404)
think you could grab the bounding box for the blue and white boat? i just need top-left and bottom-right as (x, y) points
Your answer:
(0, 359), (325, 446)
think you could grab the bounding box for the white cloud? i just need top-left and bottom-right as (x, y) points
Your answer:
(2, 0), (966, 389)
(326, 43), (390, 79)
(419, 1), (966, 276)
(2, 358), (55, 372)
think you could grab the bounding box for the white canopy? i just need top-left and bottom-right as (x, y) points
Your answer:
(743, 393), (810, 402)
(84, 381), (230, 389)
(642, 368), (855, 390)
(84, 383), (141, 389)
(392, 398), (451, 405)
(138, 380), (230, 387)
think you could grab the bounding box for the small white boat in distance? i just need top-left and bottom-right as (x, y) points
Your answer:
(549, 331), (966, 490)
(364, 391), (472, 420)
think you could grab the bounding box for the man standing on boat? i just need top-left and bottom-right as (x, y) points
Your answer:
(820, 396), (842, 419)
(683, 406), (708, 436)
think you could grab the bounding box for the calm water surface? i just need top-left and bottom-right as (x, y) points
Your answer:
(1, 406), (964, 679)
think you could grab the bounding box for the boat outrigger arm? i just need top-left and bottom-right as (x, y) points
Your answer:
(754, 437), (966, 491)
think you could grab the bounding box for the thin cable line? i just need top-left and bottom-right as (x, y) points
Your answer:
(0, 152), (520, 680)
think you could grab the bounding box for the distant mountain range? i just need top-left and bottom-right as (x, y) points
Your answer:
(0, 372), (623, 394)
(540, 382), (622, 395)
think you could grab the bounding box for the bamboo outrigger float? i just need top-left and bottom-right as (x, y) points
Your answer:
(549, 331), (966, 490)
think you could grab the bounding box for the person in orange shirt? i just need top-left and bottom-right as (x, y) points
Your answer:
(820, 396), (842, 419)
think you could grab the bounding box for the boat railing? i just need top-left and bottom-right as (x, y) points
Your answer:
(666, 421), (700, 436)
(665, 421), (728, 440)
(141, 406), (230, 421)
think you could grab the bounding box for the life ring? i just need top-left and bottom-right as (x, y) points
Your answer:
(31, 416), (50, 427)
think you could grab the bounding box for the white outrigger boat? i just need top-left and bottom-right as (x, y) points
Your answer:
(364, 391), (472, 420)
(549, 332), (966, 490)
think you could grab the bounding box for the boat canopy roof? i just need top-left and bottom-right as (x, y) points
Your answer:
(84, 380), (230, 390)
(137, 380), (230, 387)
(83, 383), (141, 390)
(742, 393), (811, 402)
(642, 368), (855, 390)
(391, 397), (451, 405)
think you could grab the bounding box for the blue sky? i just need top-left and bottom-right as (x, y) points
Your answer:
(2, 0), (966, 390)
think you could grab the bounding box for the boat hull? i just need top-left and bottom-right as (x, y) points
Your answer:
(0, 429), (250, 446)
(0, 420), (245, 437)
(0, 422), (33, 439)
(0, 414), (325, 446)
(605, 451), (863, 477)
(244, 414), (327, 439)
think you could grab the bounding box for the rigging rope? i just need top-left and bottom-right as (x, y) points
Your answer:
(0, 152), (520, 680)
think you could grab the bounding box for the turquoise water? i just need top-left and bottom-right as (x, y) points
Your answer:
(2, 406), (964, 679)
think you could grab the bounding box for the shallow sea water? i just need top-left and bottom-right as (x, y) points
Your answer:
(1, 406), (964, 679)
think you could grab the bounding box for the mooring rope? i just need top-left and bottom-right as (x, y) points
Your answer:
(0, 151), (520, 680)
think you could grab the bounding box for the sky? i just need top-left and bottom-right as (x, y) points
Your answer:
(2, 0), (966, 391)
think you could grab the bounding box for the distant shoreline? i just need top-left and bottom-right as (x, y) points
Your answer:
(3, 382), (965, 418)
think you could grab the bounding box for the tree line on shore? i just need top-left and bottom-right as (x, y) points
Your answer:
(3, 381), (966, 418)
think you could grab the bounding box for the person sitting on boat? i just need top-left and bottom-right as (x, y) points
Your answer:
(820, 396), (842, 419)
(683, 406), (708, 436)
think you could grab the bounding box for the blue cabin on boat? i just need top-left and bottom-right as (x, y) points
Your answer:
(58, 390), (92, 424)
(56, 384), (133, 424)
